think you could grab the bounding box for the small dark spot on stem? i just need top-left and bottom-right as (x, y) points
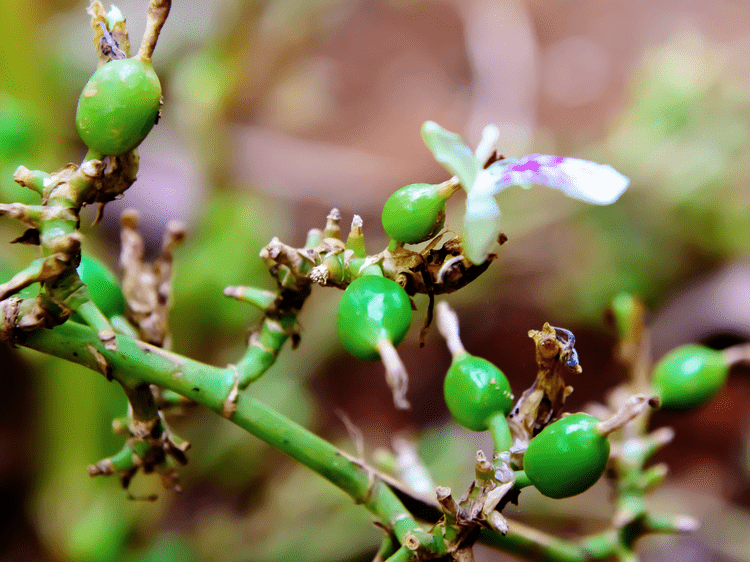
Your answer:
(192, 387), (199, 392)
(73, 352), (78, 357)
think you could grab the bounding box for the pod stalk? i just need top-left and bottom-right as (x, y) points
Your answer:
(377, 338), (410, 410)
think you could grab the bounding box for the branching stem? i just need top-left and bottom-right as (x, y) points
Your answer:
(15, 320), (609, 561)
(16, 322), (422, 544)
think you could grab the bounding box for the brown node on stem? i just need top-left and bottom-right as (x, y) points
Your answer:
(507, 323), (581, 457)
(120, 209), (185, 348)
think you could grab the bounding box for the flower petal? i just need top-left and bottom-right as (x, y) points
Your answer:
(474, 124), (500, 168)
(421, 121), (478, 193)
(463, 193), (502, 265)
(480, 154), (630, 204)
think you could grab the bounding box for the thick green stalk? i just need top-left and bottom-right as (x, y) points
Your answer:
(578, 530), (618, 559)
(487, 412), (512, 453)
(478, 525), (586, 562)
(513, 470), (532, 489)
(375, 534), (399, 561)
(385, 545), (414, 562)
(234, 315), (295, 387)
(17, 321), (421, 543)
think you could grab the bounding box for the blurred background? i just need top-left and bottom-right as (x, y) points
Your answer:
(1, 0), (750, 560)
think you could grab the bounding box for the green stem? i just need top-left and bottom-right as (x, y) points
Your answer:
(234, 315), (295, 387)
(643, 512), (698, 534)
(75, 300), (116, 337)
(0, 203), (43, 226)
(578, 529), (618, 559)
(513, 470), (532, 489)
(83, 149), (104, 162)
(110, 315), (140, 339)
(384, 545), (414, 562)
(375, 533), (399, 561)
(12, 166), (48, 195)
(478, 525), (586, 562)
(17, 321), (420, 544)
(346, 216), (367, 258)
(487, 412), (512, 453)
(224, 286), (277, 311)
(304, 228), (323, 248)
(108, 443), (138, 471)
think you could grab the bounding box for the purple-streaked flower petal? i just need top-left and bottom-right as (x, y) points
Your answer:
(476, 154), (629, 204)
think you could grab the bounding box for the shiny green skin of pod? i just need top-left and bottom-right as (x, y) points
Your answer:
(336, 276), (412, 362)
(651, 344), (728, 409)
(72, 255), (126, 321)
(76, 58), (161, 156)
(381, 183), (447, 244)
(443, 354), (513, 431)
(523, 413), (610, 499)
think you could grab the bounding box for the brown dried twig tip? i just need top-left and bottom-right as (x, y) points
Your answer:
(507, 323), (579, 451)
(596, 394), (655, 436)
(120, 209), (185, 348)
(137, 0), (171, 62)
(323, 208), (342, 239)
